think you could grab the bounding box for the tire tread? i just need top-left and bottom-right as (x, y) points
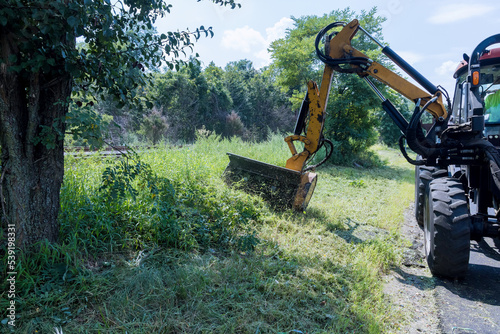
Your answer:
(425, 177), (470, 279)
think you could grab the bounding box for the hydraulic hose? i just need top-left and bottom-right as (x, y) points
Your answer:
(399, 136), (427, 165)
(405, 97), (440, 158)
(315, 22), (372, 73)
(304, 138), (334, 171)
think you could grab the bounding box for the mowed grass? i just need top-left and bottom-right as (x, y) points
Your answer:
(3, 134), (415, 333)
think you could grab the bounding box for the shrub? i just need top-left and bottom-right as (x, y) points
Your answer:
(224, 111), (247, 138)
(138, 108), (168, 144)
(59, 151), (261, 253)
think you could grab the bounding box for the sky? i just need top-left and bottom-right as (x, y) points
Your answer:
(155, 0), (500, 96)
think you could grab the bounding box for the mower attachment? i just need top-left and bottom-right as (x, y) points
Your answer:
(223, 153), (317, 211)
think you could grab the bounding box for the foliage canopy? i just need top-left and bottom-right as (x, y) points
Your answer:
(0, 0), (240, 248)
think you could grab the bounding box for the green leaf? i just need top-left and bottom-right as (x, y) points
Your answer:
(8, 54), (17, 63)
(67, 16), (78, 28)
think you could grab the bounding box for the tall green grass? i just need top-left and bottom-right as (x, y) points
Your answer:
(59, 134), (271, 254)
(1, 134), (415, 333)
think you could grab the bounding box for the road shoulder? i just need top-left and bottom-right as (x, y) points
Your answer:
(383, 204), (441, 333)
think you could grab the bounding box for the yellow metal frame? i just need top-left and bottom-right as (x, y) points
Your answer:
(328, 19), (448, 119)
(283, 19), (448, 173)
(285, 68), (334, 171)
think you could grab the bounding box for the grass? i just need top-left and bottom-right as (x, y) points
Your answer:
(1, 134), (415, 333)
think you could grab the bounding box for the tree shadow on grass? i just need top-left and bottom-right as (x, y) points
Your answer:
(332, 218), (391, 244)
(304, 207), (392, 245)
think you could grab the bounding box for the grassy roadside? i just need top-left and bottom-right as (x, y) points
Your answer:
(2, 134), (415, 333)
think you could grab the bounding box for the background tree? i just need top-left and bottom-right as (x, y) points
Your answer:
(223, 60), (254, 122)
(203, 62), (233, 135)
(138, 108), (168, 144)
(246, 67), (294, 140)
(147, 59), (231, 142)
(149, 64), (203, 142)
(223, 60), (294, 140)
(143, 60), (293, 143)
(269, 8), (405, 164)
(0, 0), (239, 249)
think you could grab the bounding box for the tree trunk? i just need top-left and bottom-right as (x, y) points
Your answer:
(0, 33), (72, 249)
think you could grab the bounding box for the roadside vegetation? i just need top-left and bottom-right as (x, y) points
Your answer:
(1, 133), (415, 333)
(65, 8), (409, 166)
(1, 4), (419, 333)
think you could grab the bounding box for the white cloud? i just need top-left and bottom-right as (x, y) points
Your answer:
(265, 17), (294, 43)
(435, 60), (459, 76)
(254, 49), (272, 67)
(221, 17), (294, 68)
(428, 4), (494, 24)
(221, 26), (267, 53)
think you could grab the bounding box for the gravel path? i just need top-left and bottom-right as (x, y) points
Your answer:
(383, 203), (441, 333)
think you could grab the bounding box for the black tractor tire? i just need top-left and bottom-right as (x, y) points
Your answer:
(424, 177), (471, 279)
(415, 165), (448, 226)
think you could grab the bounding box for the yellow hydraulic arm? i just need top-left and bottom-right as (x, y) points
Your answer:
(223, 18), (452, 212)
(327, 19), (447, 119)
(285, 69), (335, 171)
(283, 19), (449, 173)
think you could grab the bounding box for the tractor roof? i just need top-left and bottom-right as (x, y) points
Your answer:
(454, 48), (500, 79)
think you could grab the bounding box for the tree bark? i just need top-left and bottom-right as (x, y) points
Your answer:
(0, 30), (72, 249)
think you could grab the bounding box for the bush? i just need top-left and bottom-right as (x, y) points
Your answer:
(224, 111), (247, 138)
(138, 108), (168, 144)
(59, 151), (262, 253)
(324, 101), (379, 165)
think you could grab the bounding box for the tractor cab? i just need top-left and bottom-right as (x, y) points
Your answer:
(451, 47), (500, 145)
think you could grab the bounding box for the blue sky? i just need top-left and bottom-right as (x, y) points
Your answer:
(155, 0), (500, 95)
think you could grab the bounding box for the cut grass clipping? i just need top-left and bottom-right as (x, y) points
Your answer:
(1, 133), (414, 333)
